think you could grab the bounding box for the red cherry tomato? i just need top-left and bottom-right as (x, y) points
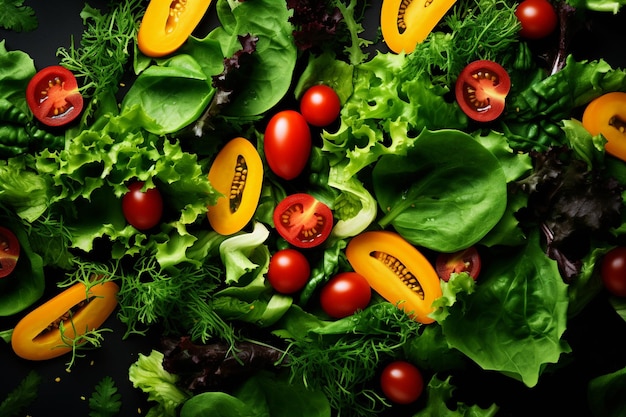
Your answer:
(264, 110), (311, 180)
(25, 66), (84, 127)
(267, 249), (311, 294)
(299, 84), (341, 127)
(320, 272), (371, 318)
(435, 246), (482, 281)
(273, 193), (333, 249)
(380, 361), (424, 405)
(122, 181), (164, 230)
(515, 0), (558, 40)
(601, 247), (626, 297)
(455, 60), (511, 123)
(0, 226), (20, 279)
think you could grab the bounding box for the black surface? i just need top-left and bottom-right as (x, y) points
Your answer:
(2, 2), (626, 417)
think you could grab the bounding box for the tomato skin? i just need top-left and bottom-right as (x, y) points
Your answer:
(435, 246), (481, 281)
(267, 249), (311, 294)
(320, 272), (371, 318)
(26, 66), (84, 127)
(122, 181), (164, 230)
(0, 226), (20, 279)
(380, 361), (424, 405)
(601, 247), (626, 297)
(455, 60), (511, 123)
(273, 193), (333, 249)
(264, 110), (311, 180)
(300, 85), (341, 127)
(515, 0), (558, 40)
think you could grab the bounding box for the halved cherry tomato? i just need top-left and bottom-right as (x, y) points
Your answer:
(273, 193), (333, 249)
(138, 0), (215, 57)
(381, 0), (457, 54)
(582, 92), (626, 162)
(25, 66), (84, 127)
(435, 246), (481, 281)
(0, 226), (20, 279)
(264, 110), (311, 180)
(455, 60), (511, 122)
(11, 281), (119, 361)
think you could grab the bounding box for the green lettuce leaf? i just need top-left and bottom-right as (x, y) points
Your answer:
(414, 375), (499, 417)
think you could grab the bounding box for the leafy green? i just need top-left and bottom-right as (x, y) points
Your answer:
(374, 129), (508, 252)
(0, 370), (41, 417)
(0, 40), (35, 113)
(0, 0), (37, 32)
(588, 365), (626, 417)
(180, 392), (254, 417)
(433, 232), (571, 387)
(414, 375), (499, 417)
(88, 376), (122, 417)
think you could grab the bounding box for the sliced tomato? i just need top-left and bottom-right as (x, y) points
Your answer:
(273, 193), (333, 249)
(26, 66), (84, 127)
(455, 60), (511, 123)
(0, 226), (20, 279)
(435, 246), (481, 281)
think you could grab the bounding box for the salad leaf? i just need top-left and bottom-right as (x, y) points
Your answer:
(434, 232), (571, 387)
(0, 40), (35, 113)
(587, 365), (626, 417)
(0, 370), (41, 417)
(414, 375), (499, 417)
(88, 376), (122, 417)
(219, 222), (270, 285)
(179, 392), (254, 417)
(374, 129), (508, 253)
(0, 0), (37, 32)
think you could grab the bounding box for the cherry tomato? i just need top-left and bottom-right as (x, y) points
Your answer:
(267, 249), (311, 294)
(320, 272), (371, 318)
(601, 247), (626, 297)
(0, 226), (20, 279)
(455, 60), (511, 123)
(299, 84), (341, 127)
(435, 246), (482, 281)
(380, 361), (424, 405)
(264, 110), (311, 180)
(25, 66), (84, 127)
(273, 193), (333, 249)
(122, 181), (164, 230)
(515, 0), (558, 40)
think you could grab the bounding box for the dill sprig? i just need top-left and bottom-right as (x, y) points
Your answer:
(403, 0), (521, 86)
(56, 0), (145, 120)
(58, 317), (113, 370)
(285, 303), (422, 417)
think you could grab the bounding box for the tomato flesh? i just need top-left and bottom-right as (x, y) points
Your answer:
(455, 60), (511, 122)
(122, 181), (164, 231)
(435, 246), (481, 281)
(0, 226), (20, 279)
(320, 272), (371, 318)
(267, 249), (311, 294)
(300, 84), (341, 127)
(26, 66), (84, 127)
(601, 247), (626, 297)
(380, 361), (424, 405)
(273, 193), (333, 248)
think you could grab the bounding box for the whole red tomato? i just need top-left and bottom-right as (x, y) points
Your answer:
(300, 84), (341, 127)
(320, 272), (371, 318)
(122, 181), (163, 230)
(267, 249), (311, 294)
(515, 0), (558, 40)
(380, 361), (424, 405)
(601, 247), (626, 297)
(263, 110), (311, 180)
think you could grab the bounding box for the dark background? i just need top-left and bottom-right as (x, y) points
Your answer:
(1, 1), (626, 417)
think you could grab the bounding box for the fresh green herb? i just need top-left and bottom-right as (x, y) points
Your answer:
(58, 315), (113, 370)
(0, 0), (37, 32)
(89, 376), (122, 417)
(57, 1), (144, 124)
(0, 370), (42, 417)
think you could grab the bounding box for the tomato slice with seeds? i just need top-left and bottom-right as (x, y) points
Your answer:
(455, 60), (511, 123)
(435, 246), (481, 281)
(26, 66), (84, 127)
(0, 226), (21, 279)
(273, 193), (333, 249)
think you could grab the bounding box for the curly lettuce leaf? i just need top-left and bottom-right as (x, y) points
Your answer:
(434, 232), (571, 387)
(414, 375), (499, 417)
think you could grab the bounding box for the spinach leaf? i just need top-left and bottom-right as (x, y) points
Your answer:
(374, 129), (508, 252)
(435, 232), (571, 387)
(588, 365), (626, 417)
(206, 0), (297, 116)
(180, 392), (254, 417)
(0, 40), (35, 113)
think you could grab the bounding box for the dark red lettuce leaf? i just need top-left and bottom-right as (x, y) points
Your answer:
(287, 0), (342, 51)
